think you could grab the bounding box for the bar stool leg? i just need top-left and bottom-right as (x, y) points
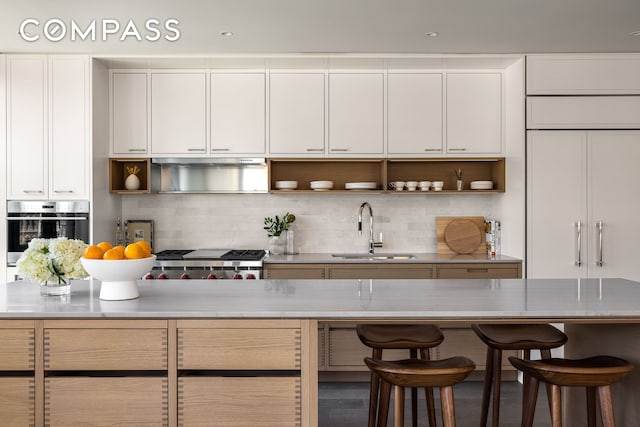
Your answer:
(420, 348), (437, 427)
(368, 348), (383, 427)
(394, 386), (405, 427)
(378, 380), (392, 427)
(491, 348), (502, 427)
(410, 349), (418, 427)
(440, 385), (457, 427)
(586, 387), (597, 427)
(550, 384), (562, 427)
(521, 374), (539, 427)
(479, 346), (494, 427)
(597, 385), (616, 427)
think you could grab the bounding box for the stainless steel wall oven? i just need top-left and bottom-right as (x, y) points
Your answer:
(7, 201), (90, 266)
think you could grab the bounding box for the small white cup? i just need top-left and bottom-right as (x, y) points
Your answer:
(389, 181), (405, 191)
(432, 181), (444, 191)
(419, 180), (431, 191)
(406, 181), (418, 191)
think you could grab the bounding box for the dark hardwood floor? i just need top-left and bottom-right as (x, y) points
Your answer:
(319, 380), (551, 426)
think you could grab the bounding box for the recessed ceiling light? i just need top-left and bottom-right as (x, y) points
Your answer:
(630, 30), (640, 37)
(220, 31), (234, 37)
(424, 32), (439, 37)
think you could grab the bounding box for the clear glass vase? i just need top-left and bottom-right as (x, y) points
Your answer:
(40, 280), (71, 296)
(268, 235), (286, 255)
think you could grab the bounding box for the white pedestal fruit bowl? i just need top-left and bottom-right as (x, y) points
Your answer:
(81, 255), (156, 300)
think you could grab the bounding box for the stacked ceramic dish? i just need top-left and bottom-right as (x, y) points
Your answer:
(345, 182), (377, 190)
(470, 180), (494, 190)
(275, 180), (298, 190)
(310, 180), (334, 191)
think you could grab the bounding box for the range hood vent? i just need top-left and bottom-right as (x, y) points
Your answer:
(151, 158), (268, 193)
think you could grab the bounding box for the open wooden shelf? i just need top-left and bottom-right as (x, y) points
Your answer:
(109, 158), (151, 194)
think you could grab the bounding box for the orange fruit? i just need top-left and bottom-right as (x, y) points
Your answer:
(135, 240), (152, 255)
(97, 241), (113, 252)
(124, 243), (147, 259)
(84, 245), (104, 259)
(103, 248), (125, 260)
(112, 245), (126, 254)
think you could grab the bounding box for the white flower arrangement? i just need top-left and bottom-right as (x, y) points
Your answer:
(16, 237), (88, 285)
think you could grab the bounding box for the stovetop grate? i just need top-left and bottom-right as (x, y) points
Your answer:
(154, 249), (266, 261)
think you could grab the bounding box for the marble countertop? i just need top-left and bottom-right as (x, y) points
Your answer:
(264, 253), (522, 264)
(1, 278), (638, 321)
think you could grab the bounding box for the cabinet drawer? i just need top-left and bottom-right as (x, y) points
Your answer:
(328, 265), (433, 279)
(327, 327), (414, 369)
(436, 264), (520, 279)
(435, 328), (518, 371)
(0, 328), (35, 370)
(45, 377), (168, 426)
(178, 328), (301, 370)
(179, 376), (300, 426)
(265, 264), (326, 279)
(0, 377), (35, 426)
(44, 328), (168, 370)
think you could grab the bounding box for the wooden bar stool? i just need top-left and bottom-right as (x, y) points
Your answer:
(509, 355), (634, 427)
(364, 356), (476, 427)
(471, 324), (568, 427)
(357, 324), (445, 427)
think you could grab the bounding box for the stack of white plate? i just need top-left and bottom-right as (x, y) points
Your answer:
(345, 182), (377, 190)
(310, 180), (334, 191)
(470, 180), (493, 190)
(275, 180), (298, 190)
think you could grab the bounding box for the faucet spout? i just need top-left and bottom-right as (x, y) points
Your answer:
(357, 202), (383, 254)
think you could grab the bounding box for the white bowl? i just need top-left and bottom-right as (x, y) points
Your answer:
(275, 180), (298, 190)
(310, 180), (334, 190)
(81, 255), (156, 300)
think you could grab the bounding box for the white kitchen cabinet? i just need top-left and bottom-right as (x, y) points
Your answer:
(527, 96), (640, 129)
(526, 54), (640, 95)
(211, 73), (266, 155)
(269, 72), (325, 156)
(446, 73), (502, 155)
(387, 73), (443, 156)
(111, 72), (148, 156)
(527, 131), (640, 281)
(151, 72), (206, 155)
(7, 55), (89, 200)
(328, 73), (384, 156)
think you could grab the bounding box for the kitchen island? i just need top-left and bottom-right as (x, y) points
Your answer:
(1, 277), (639, 426)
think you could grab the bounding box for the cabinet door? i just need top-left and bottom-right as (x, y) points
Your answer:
(7, 56), (47, 199)
(49, 56), (89, 200)
(446, 73), (502, 154)
(111, 72), (148, 155)
(328, 73), (384, 155)
(387, 73), (443, 155)
(0, 377), (35, 426)
(151, 72), (206, 155)
(264, 263), (326, 279)
(211, 73), (266, 154)
(589, 131), (640, 281)
(328, 264), (433, 279)
(435, 263), (521, 279)
(527, 131), (587, 278)
(269, 73), (325, 155)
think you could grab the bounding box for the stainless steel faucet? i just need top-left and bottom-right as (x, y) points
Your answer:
(358, 202), (383, 254)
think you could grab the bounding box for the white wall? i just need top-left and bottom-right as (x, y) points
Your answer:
(0, 55), (7, 282)
(122, 193), (496, 253)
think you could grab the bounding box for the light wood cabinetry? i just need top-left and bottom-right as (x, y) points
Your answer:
(110, 71), (148, 156)
(446, 73), (502, 155)
(0, 327), (35, 370)
(7, 55), (90, 200)
(0, 377), (35, 425)
(328, 264), (433, 279)
(151, 72), (207, 155)
(435, 263), (521, 279)
(109, 158), (152, 193)
(387, 73), (443, 156)
(264, 263), (327, 279)
(269, 72), (325, 156)
(211, 72), (266, 155)
(0, 321), (35, 425)
(328, 73), (384, 156)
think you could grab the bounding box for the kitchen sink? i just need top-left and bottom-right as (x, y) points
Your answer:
(332, 253), (417, 260)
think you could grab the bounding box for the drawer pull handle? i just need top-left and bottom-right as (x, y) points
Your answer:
(210, 148), (230, 151)
(448, 148), (467, 151)
(306, 148), (324, 152)
(467, 268), (488, 273)
(188, 148), (206, 152)
(330, 148), (349, 152)
(423, 148), (442, 152)
(23, 190), (44, 194)
(127, 148), (146, 152)
(53, 190), (74, 193)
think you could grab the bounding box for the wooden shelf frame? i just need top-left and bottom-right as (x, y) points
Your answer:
(109, 158), (151, 194)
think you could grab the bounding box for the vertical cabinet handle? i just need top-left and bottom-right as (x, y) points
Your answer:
(575, 221), (582, 267)
(596, 220), (604, 267)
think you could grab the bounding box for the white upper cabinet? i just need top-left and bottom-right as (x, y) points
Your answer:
(328, 73), (384, 156)
(269, 72), (325, 156)
(111, 72), (148, 156)
(7, 55), (89, 200)
(151, 72), (207, 155)
(527, 54), (640, 95)
(211, 73), (266, 155)
(387, 73), (443, 156)
(446, 73), (502, 155)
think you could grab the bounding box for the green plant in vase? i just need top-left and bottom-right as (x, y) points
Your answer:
(264, 213), (296, 255)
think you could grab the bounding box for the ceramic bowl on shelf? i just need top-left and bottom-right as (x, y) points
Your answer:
(275, 180), (298, 190)
(310, 180), (334, 191)
(81, 255), (156, 301)
(345, 182), (377, 190)
(470, 180), (494, 190)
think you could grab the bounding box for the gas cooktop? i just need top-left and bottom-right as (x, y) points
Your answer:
(155, 249), (266, 261)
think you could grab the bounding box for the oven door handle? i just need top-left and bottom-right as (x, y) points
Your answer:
(6, 216), (88, 221)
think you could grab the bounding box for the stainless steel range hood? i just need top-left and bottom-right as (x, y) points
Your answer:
(152, 158), (268, 193)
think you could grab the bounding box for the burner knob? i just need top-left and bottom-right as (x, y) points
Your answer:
(206, 273), (217, 280)
(157, 273), (169, 280)
(180, 273), (191, 280)
(143, 273), (154, 280)
(233, 273), (243, 280)
(245, 274), (256, 280)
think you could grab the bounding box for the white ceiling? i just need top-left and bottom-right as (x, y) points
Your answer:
(1, 0), (640, 55)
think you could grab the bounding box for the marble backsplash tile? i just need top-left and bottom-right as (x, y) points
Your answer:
(122, 193), (493, 253)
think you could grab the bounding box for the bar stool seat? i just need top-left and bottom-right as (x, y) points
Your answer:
(509, 355), (634, 427)
(471, 324), (568, 427)
(357, 324), (444, 427)
(364, 356), (476, 427)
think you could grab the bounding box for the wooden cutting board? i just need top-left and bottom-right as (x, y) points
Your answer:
(436, 216), (486, 255)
